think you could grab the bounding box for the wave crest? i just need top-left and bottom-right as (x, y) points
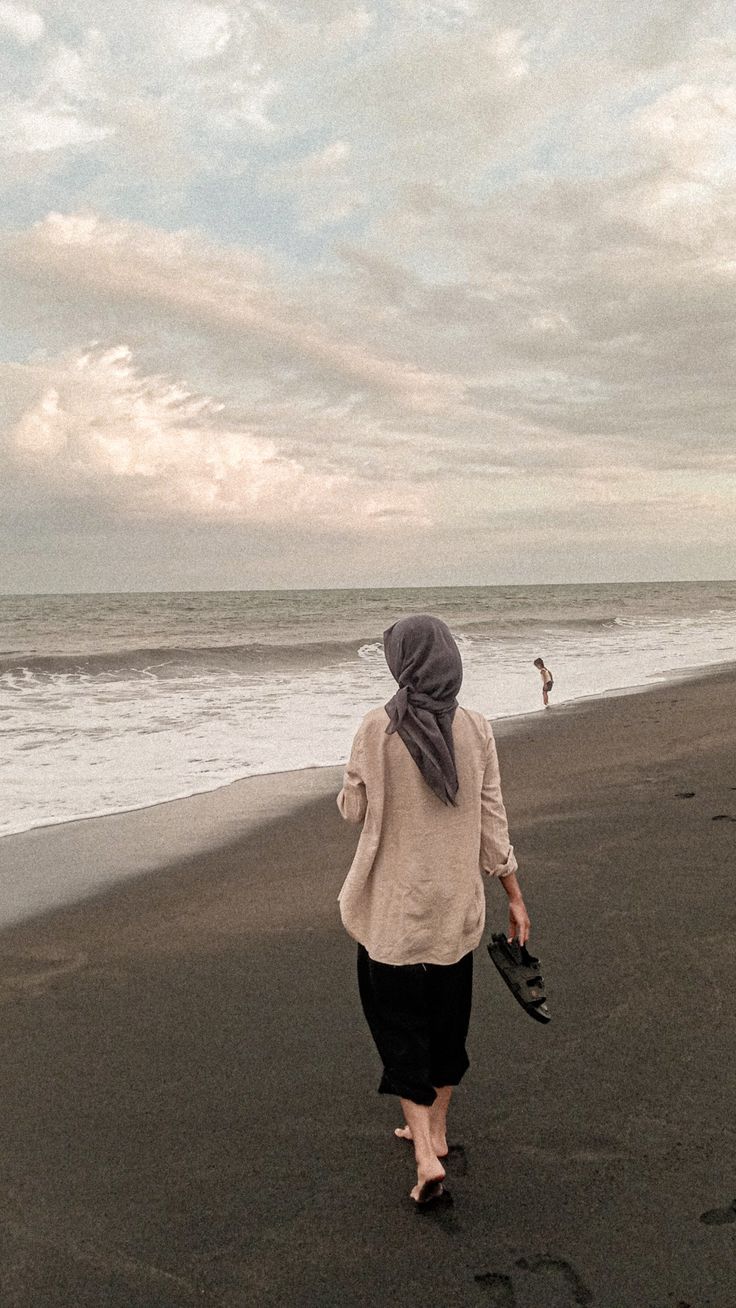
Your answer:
(0, 636), (385, 681)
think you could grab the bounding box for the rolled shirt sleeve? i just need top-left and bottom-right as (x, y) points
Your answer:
(479, 727), (518, 878)
(337, 727), (368, 825)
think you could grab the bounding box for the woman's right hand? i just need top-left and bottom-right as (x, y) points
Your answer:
(508, 895), (531, 947)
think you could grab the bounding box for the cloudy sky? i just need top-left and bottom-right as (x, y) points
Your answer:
(1, 0), (735, 591)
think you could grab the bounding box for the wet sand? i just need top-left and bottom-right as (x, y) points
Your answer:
(1, 669), (736, 1307)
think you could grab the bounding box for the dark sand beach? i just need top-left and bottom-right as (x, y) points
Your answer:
(1, 670), (735, 1307)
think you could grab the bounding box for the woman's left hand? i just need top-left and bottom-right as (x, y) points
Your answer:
(508, 896), (531, 948)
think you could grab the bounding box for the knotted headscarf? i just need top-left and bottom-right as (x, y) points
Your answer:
(383, 614), (463, 806)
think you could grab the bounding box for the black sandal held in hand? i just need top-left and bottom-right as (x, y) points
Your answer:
(487, 933), (551, 1023)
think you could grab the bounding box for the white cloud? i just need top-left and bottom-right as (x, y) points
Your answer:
(0, 25), (112, 155)
(2, 346), (431, 527)
(313, 19), (537, 187)
(160, 2), (232, 63)
(0, 1), (43, 43)
(4, 212), (466, 413)
(12, 385), (69, 458)
(635, 82), (736, 175)
(0, 105), (112, 153)
(610, 75), (736, 251)
(267, 139), (366, 228)
(4, 195), (736, 519)
(3, 1), (736, 583)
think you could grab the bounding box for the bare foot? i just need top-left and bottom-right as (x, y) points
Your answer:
(410, 1160), (446, 1204)
(394, 1124), (448, 1158)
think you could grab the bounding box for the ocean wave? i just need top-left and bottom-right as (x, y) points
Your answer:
(462, 615), (619, 636)
(357, 641), (384, 661)
(0, 636), (387, 682)
(3, 606), (733, 685)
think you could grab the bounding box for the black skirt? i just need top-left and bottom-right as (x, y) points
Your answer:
(357, 944), (473, 1106)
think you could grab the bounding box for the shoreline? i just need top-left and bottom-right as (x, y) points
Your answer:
(1, 650), (735, 1305)
(0, 763), (344, 930)
(1, 658), (735, 931)
(4, 654), (735, 848)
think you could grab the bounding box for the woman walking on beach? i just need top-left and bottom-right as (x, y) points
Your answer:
(337, 615), (530, 1205)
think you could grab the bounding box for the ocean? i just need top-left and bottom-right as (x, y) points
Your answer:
(1, 581), (735, 838)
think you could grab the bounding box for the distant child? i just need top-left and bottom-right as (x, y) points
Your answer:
(533, 657), (553, 707)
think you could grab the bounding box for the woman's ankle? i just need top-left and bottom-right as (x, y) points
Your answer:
(416, 1153), (445, 1180)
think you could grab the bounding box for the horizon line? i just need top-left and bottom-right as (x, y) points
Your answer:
(1, 577), (735, 599)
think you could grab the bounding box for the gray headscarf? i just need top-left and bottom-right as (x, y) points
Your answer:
(383, 614), (463, 806)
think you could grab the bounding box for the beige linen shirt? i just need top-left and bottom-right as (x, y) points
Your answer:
(337, 705), (517, 966)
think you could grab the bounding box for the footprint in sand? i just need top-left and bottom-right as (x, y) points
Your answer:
(0, 951), (87, 996)
(515, 1256), (594, 1306)
(445, 1143), (468, 1176)
(700, 1198), (736, 1225)
(474, 1271), (516, 1306)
